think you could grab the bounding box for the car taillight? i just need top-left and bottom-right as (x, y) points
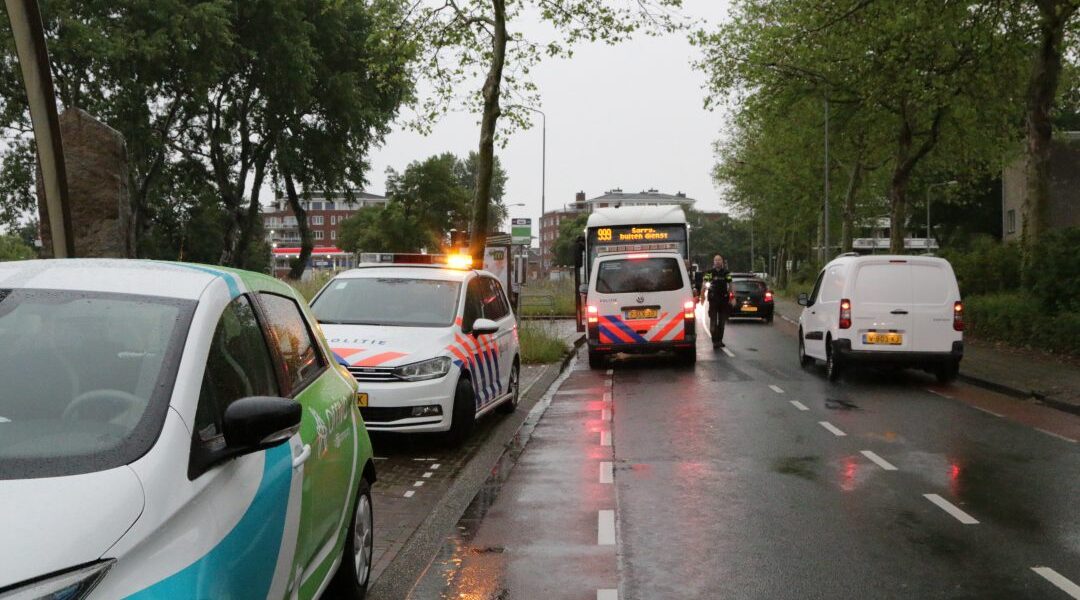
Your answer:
(728, 291), (735, 301)
(587, 305), (599, 325)
(683, 300), (695, 319)
(764, 290), (774, 303)
(839, 298), (852, 329)
(953, 301), (964, 331)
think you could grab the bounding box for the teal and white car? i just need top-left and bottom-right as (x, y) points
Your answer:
(0, 259), (376, 599)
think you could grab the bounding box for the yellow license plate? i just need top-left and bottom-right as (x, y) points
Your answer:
(864, 332), (903, 345)
(741, 305), (758, 312)
(357, 392), (369, 407)
(624, 308), (658, 320)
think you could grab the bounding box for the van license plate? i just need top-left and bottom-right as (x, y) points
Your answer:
(624, 308), (658, 320)
(864, 332), (902, 345)
(357, 392), (369, 407)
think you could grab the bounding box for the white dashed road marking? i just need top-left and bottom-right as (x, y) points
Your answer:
(1036, 428), (1077, 444)
(972, 406), (1004, 418)
(597, 590), (618, 600)
(601, 431), (611, 446)
(431, 463), (441, 470)
(789, 400), (809, 411)
(403, 490), (415, 498)
(722, 348), (735, 358)
(601, 408), (611, 422)
(781, 315), (797, 325)
(606, 368), (614, 375)
(556, 389), (606, 396)
(412, 481), (425, 488)
(603, 392), (612, 402)
(818, 421), (847, 437)
(422, 472), (433, 478)
(860, 450), (898, 471)
(923, 493), (979, 525)
(1032, 567), (1080, 599)
(769, 384), (785, 394)
(926, 388), (953, 400)
(600, 461), (613, 484)
(598, 510), (616, 545)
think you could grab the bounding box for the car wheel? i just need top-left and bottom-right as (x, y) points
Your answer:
(588, 349), (606, 370)
(676, 348), (696, 366)
(798, 333), (813, 368)
(446, 376), (476, 444)
(825, 341), (842, 382)
(936, 361), (960, 384)
(497, 360), (520, 414)
(327, 479), (373, 599)
(764, 314), (774, 324)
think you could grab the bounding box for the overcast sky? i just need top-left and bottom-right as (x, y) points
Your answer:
(365, 0), (731, 234)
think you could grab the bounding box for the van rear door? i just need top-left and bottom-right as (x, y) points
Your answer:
(909, 261), (960, 353)
(850, 261), (914, 352)
(592, 255), (688, 344)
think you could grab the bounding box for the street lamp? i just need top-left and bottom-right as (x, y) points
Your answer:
(511, 105), (546, 268)
(926, 180), (958, 244)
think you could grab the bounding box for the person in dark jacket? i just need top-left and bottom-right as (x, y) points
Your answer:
(697, 254), (733, 348)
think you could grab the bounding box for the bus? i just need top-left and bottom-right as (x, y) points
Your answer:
(574, 205), (690, 329)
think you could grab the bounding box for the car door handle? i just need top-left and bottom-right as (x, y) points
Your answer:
(890, 309), (909, 315)
(292, 444), (312, 469)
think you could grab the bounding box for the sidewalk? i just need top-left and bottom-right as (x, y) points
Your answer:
(772, 297), (1080, 415)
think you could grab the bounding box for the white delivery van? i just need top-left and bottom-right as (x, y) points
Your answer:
(585, 250), (698, 369)
(796, 254), (964, 382)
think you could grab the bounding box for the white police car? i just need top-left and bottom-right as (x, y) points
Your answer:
(0, 260), (376, 599)
(309, 259), (521, 442)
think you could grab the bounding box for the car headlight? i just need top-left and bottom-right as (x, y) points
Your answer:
(392, 356), (452, 382)
(0, 560), (115, 600)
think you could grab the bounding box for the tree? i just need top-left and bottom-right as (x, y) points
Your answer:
(0, 234), (34, 261)
(337, 204), (440, 254)
(551, 213), (587, 267)
(455, 151), (508, 232)
(410, 0), (683, 263)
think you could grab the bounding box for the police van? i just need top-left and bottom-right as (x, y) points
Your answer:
(309, 255), (521, 443)
(585, 249), (698, 369)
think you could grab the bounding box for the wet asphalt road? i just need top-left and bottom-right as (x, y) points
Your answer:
(388, 309), (1080, 599)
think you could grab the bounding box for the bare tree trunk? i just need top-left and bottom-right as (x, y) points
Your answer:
(1022, 0), (1078, 272)
(231, 151), (270, 268)
(469, 0), (507, 264)
(888, 174), (909, 254)
(841, 161), (863, 253)
(889, 105), (945, 253)
(284, 172), (312, 280)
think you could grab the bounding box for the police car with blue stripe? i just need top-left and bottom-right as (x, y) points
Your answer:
(0, 259), (376, 599)
(309, 254), (521, 443)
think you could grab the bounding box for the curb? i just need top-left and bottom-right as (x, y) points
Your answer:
(367, 335), (583, 598)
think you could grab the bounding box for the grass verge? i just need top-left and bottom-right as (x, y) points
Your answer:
(519, 320), (570, 364)
(519, 279), (577, 317)
(288, 271), (336, 301)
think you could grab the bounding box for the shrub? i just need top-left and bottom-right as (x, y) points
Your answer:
(939, 235), (1021, 297)
(1029, 227), (1080, 313)
(964, 292), (1080, 355)
(518, 320), (569, 364)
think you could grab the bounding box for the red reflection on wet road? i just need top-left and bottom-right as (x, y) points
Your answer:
(841, 456), (858, 492)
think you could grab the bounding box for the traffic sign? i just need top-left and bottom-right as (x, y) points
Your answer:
(511, 218), (532, 245)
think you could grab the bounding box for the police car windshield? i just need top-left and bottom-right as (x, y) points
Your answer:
(313, 278), (462, 327)
(0, 289), (194, 479)
(596, 257), (683, 294)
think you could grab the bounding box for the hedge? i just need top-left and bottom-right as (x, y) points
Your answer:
(965, 293), (1080, 355)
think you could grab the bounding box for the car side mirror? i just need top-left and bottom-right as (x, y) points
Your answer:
(223, 396), (301, 453)
(470, 318), (499, 337)
(797, 293), (810, 307)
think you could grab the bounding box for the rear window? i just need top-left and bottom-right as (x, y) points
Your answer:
(596, 257), (684, 294)
(732, 280), (766, 293)
(911, 264), (952, 305)
(853, 264), (912, 304)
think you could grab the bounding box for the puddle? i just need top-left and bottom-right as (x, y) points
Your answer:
(772, 456), (820, 480)
(825, 397), (860, 410)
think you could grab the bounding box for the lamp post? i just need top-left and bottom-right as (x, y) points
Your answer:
(512, 105), (546, 269)
(926, 180), (958, 247)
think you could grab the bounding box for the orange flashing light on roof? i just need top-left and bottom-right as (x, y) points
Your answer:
(446, 254), (474, 270)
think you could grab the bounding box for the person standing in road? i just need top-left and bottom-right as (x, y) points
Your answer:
(698, 254), (733, 348)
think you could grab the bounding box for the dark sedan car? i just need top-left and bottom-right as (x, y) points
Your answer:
(729, 274), (774, 323)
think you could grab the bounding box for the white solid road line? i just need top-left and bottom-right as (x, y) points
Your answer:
(403, 490), (415, 498)
(972, 406), (1005, 418)
(818, 421), (847, 437)
(601, 430), (612, 446)
(598, 510), (616, 545)
(1036, 428), (1078, 444)
(769, 384), (785, 394)
(790, 400), (809, 411)
(860, 450), (898, 471)
(923, 493), (979, 525)
(555, 389), (605, 396)
(1032, 567), (1080, 599)
(600, 461), (614, 484)
(597, 590), (618, 600)
(722, 347), (735, 358)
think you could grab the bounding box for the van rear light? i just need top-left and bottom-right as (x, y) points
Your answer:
(953, 301), (964, 331)
(627, 253), (650, 260)
(764, 290), (774, 303)
(839, 299), (852, 329)
(683, 300), (695, 319)
(587, 305), (599, 324)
